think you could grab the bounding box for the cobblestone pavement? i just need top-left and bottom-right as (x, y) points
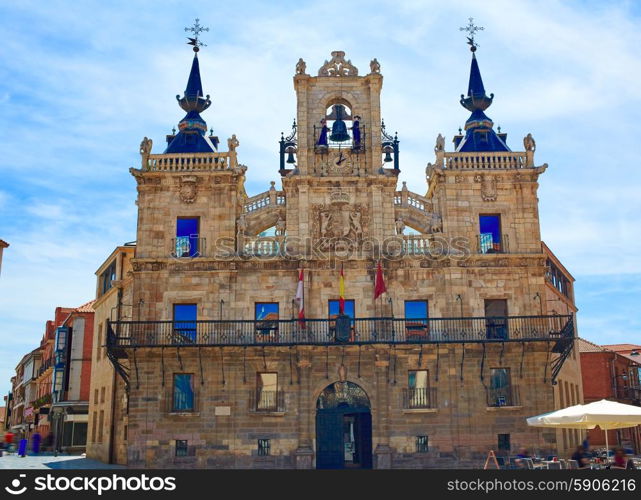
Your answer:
(0, 453), (125, 469)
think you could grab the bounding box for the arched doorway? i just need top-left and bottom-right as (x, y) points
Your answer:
(315, 381), (372, 469)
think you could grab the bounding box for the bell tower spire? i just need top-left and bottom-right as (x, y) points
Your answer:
(165, 19), (216, 154)
(454, 18), (509, 153)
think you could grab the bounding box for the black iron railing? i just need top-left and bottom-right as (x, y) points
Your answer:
(402, 387), (438, 409)
(107, 315), (573, 349)
(487, 385), (521, 407)
(477, 234), (510, 254)
(249, 390), (284, 412)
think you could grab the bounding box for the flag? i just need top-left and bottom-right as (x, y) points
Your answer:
(374, 261), (387, 299)
(295, 269), (305, 326)
(339, 264), (345, 314)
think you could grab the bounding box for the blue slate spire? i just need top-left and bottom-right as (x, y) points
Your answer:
(165, 20), (216, 154)
(455, 41), (509, 153)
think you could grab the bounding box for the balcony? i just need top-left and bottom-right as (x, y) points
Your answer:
(249, 390), (285, 413)
(107, 314), (573, 352)
(486, 386), (521, 407)
(477, 233), (509, 254)
(402, 387), (438, 410)
(615, 386), (641, 403)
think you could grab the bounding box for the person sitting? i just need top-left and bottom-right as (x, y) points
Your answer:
(571, 445), (591, 468)
(514, 448), (531, 468)
(610, 448), (636, 470)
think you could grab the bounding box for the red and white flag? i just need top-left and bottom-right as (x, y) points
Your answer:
(295, 269), (305, 326)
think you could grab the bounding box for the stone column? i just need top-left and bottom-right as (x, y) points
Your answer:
(374, 348), (392, 468)
(294, 351), (314, 469)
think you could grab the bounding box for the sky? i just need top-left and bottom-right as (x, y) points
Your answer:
(1, 0), (640, 395)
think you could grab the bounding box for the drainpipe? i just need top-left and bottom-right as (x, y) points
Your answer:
(107, 252), (125, 464)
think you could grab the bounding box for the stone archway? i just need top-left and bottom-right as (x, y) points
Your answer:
(315, 381), (372, 469)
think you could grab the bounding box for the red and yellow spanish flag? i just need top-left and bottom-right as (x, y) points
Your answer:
(338, 263), (345, 314)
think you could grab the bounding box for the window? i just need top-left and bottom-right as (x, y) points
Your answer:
(97, 323), (103, 361)
(258, 439), (271, 456)
(546, 259), (571, 299)
(100, 387), (106, 404)
(416, 435), (429, 453)
(100, 261), (117, 295)
(175, 217), (200, 257)
(404, 300), (428, 339)
(328, 299), (355, 319)
(175, 440), (188, 457)
(256, 373), (278, 411)
(498, 433), (511, 454)
(489, 368), (513, 407)
(172, 374), (195, 412)
(479, 215), (503, 253)
(94, 389), (99, 405)
(98, 410), (104, 443)
(62, 422), (88, 447)
(173, 304), (197, 342)
(91, 412), (97, 444)
(255, 303), (279, 341)
(407, 370), (431, 408)
(484, 299), (508, 340)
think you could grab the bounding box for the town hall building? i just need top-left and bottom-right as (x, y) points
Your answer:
(93, 21), (583, 468)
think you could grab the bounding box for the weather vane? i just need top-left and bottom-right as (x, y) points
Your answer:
(185, 18), (209, 52)
(459, 17), (484, 52)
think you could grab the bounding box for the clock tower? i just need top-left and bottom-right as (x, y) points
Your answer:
(277, 51), (400, 244)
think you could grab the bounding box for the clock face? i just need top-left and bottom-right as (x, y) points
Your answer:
(331, 150), (353, 173)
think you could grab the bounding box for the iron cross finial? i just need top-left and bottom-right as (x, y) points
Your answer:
(185, 18), (209, 51)
(459, 17), (484, 52)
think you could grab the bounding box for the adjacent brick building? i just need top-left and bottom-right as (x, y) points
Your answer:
(99, 36), (582, 469)
(578, 339), (641, 452)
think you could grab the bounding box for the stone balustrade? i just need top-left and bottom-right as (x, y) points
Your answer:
(442, 151), (528, 170)
(244, 190), (286, 213)
(143, 152), (235, 172)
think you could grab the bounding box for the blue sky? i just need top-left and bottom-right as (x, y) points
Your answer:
(1, 0), (640, 394)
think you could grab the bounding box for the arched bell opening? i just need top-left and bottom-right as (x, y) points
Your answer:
(315, 99), (364, 153)
(315, 381), (373, 469)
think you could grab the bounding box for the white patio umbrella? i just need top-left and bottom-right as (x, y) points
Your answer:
(527, 399), (641, 455)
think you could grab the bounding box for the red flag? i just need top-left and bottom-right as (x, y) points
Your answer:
(295, 269), (305, 326)
(339, 264), (345, 314)
(374, 261), (387, 299)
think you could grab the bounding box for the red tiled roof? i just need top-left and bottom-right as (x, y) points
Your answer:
(577, 338), (608, 353)
(74, 300), (95, 313)
(601, 344), (641, 352)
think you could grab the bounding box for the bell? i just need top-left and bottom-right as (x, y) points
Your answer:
(285, 147), (296, 164)
(329, 105), (350, 143)
(383, 145), (393, 163)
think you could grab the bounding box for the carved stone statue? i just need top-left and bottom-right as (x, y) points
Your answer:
(228, 134), (240, 152)
(350, 210), (363, 239)
(275, 215), (286, 236)
(428, 214), (443, 233)
(295, 58), (307, 75)
(395, 217), (405, 235)
(320, 211), (331, 237)
(318, 51), (359, 77)
(523, 133), (536, 152)
(237, 213), (248, 242)
(435, 133), (445, 152)
(139, 137), (153, 156)
(369, 58), (381, 74)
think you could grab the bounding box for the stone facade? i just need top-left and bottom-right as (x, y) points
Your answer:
(103, 50), (581, 468)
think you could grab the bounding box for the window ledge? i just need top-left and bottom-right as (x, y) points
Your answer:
(486, 406), (522, 411)
(402, 408), (438, 414)
(249, 411), (286, 417)
(168, 412), (200, 417)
